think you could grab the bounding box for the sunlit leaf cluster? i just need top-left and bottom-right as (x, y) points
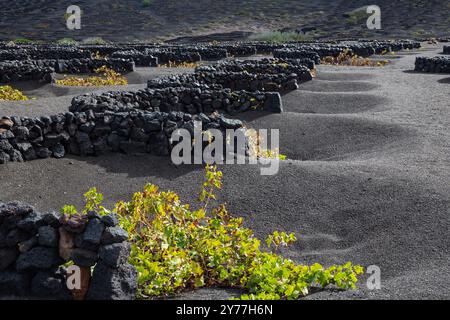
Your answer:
(0, 85), (28, 101)
(321, 50), (389, 67)
(55, 66), (128, 87)
(158, 61), (200, 68)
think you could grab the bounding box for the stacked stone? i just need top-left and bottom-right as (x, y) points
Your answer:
(253, 43), (289, 55)
(111, 50), (158, 67)
(273, 49), (321, 64)
(52, 58), (135, 74)
(415, 56), (450, 73)
(71, 87), (282, 115)
(194, 70), (300, 92)
(216, 44), (257, 57)
(443, 46), (450, 54)
(0, 115), (68, 163)
(145, 49), (201, 64)
(0, 60), (54, 83)
(0, 108), (248, 163)
(296, 44), (352, 58)
(0, 46), (91, 61)
(0, 49), (29, 61)
(24, 47), (92, 60)
(147, 74), (224, 90)
(193, 47), (228, 60)
(0, 202), (137, 300)
(197, 58), (314, 81)
(0, 58), (134, 83)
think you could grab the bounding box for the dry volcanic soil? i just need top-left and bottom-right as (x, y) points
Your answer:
(0, 41), (449, 300)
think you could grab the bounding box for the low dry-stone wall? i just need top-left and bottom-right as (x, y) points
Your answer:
(196, 58), (314, 81)
(193, 70), (300, 92)
(273, 49), (321, 64)
(0, 109), (246, 164)
(145, 49), (201, 64)
(0, 202), (137, 300)
(111, 50), (158, 67)
(443, 46), (450, 54)
(0, 40), (421, 67)
(0, 58), (134, 83)
(415, 56), (450, 73)
(0, 46), (91, 61)
(72, 88), (283, 115)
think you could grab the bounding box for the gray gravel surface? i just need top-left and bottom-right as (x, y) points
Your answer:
(0, 43), (449, 300)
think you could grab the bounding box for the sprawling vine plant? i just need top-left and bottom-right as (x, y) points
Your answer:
(64, 165), (363, 299)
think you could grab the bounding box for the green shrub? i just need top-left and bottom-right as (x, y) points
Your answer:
(12, 38), (34, 44)
(142, 0), (153, 7)
(344, 8), (369, 25)
(65, 166), (364, 300)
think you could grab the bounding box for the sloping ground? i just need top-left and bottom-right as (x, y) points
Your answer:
(0, 43), (449, 299)
(0, 0), (448, 42)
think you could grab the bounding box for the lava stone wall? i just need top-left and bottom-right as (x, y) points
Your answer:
(147, 69), (304, 93)
(111, 50), (158, 67)
(146, 74), (224, 90)
(0, 46), (91, 61)
(145, 49), (201, 64)
(273, 49), (321, 64)
(72, 87), (283, 115)
(0, 109), (247, 164)
(193, 70), (300, 92)
(196, 59), (314, 81)
(0, 58), (134, 83)
(415, 56), (450, 73)
(0, 202), (136, 300)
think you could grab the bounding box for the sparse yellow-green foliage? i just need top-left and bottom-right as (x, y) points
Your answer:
(158, 61), (200, 68)
(0, 85), (28, 101)
(66, 166), (364, 300)
(60, 188), (110, 216)
(321, 50), (389, 67)
(246, 129), (288, 160)
(55, 66), (128, 87)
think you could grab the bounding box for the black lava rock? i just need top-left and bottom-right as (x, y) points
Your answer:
(98, 242), (130, 268)
(16, 246), (62, 272)
(82, 218), (104, 245)
(0, 247), (19, 270)
(17, 210), (45, 232)
(86, 261), (137, 300)
(0, 271), (31, 296)
(38, 225), (59, 247)
(6, 228), (30, 247)
(31, 270), (71, 299)
(70, 248), (98, 267)
(101, 214), (119, 227)
(101, 227), (128, 245)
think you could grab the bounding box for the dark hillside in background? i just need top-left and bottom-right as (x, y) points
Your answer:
(0, 0), (449, 42)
